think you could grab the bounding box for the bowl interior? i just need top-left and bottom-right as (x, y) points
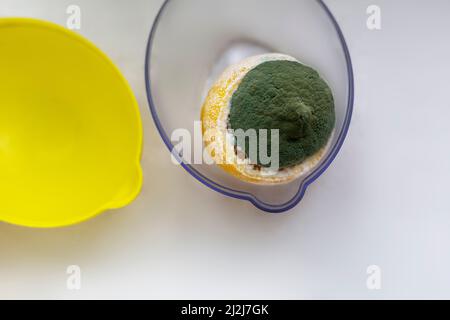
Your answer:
(147, 0), (352, 212)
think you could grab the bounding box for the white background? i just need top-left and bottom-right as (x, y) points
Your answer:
(1, 0), (450, 299)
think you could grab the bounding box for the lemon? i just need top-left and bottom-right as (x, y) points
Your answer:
(201, 54), (332, 185)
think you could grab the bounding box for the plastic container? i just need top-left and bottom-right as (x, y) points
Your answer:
(0, 18), (143, 227)
(145, 0), (354, 213)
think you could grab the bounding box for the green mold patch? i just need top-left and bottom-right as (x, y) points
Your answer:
(229, 60), (335, 169)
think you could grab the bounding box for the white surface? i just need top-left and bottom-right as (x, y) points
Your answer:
(1, 0), (450, 299)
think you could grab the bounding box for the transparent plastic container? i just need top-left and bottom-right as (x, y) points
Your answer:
(145, 0), (354, 213)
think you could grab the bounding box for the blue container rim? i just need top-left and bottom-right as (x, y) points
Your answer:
(145, 0), (355, 213)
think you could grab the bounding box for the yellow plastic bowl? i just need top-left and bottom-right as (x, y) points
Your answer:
(0, 18), (143, 228)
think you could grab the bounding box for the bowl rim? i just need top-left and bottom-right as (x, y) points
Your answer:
(145, 0), (354, 213)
